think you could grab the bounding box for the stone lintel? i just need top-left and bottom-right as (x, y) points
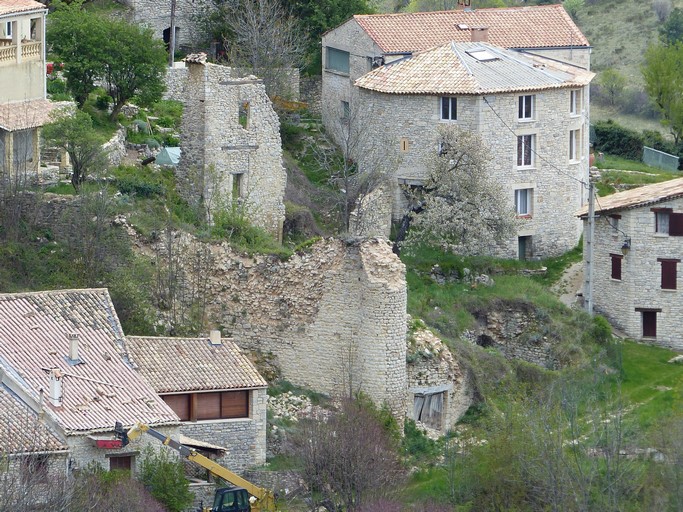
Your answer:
(222, 144), (260, 151)
(219, 79), (263, 86)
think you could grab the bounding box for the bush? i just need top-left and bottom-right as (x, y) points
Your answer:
(95, 92), (113, 111)
(138, 446), (194, 512)
(593, 120), (644, 160)
(590, 315), (613, 345)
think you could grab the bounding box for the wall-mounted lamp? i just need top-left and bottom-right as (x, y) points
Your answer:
(621, 237), (632, 255)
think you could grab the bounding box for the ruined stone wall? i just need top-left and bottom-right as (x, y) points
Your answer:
(189, 237), (408, 417)
(118, 0), (204, 49)
(300, 76), (322, 116)
(175, 61), (286, 239)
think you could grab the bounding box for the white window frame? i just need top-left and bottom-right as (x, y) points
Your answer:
(440, 97), (457, 121)
(569, 129), (581, 162)
(515, 188), (532, 216)
(656, 211), (670, 235)
(570, 90), (580, 116)
(518, 95), (535, 121)
(516, 134), (535, 168)
(4, 21), (12, 38)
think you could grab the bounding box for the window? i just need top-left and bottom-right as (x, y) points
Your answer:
(162, 390), (250, 421)
(652, 208), (683, 235)
(610, 253), (623, 280)
(570, 90), (580, 115)
(341, 100), (350, 120)
(658, 258), (679, 290)
(518, 95), (534, 120)
(516, 134), (534, 167)
(569, 129), (581, 161)
(238, 101), (249, 129)
(12, 130), (33, 168)
(400, 138), (409, 152)
(609, 214), (621, 238)
(232, 173), (242, 201)
(4, 21), (11, 38)
(514, 188), (532, 216)
(326, 47), (350, 74)
(109, 455), (133, 472)
(440, 97), (457, 121)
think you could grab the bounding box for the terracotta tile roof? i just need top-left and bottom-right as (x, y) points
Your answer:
(125, 336), (267, 394)
(577, 177), (683, 217)
(355, 42), (594, 95)
(0, 100), (59, 132)
(0, 385), (67, 454)
(0, 0), (45, 16)
(353, 5), (589, 54)
(0, 289), (179, 435)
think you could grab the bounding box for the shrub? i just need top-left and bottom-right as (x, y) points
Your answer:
(590, 315), (613, 345)
(593, 120), (644, 160)
(95, 92), (113, 111)
(653, 0), (673, 22)
(138, 446), (194, 512)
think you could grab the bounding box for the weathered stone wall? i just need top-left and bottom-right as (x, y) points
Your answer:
(103, 127), (128, 167)
(587, 197), (683, 350)
(118, 0), (205, 49)
(177, 388), (267, 473)
(300, 76), (322, 116)
(355, 85), (589, 258)
(174, 61), (286, 239)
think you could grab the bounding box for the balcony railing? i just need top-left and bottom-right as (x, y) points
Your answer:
(22, 42), (41, 59)
(0, 41), (42, 63)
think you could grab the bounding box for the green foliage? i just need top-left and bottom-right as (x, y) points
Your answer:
(138, 447), (194, 512)
(48, 0), (167, 119)
(403, 419), (440, 463)
(562, 0), (584, 20)
(660, 7), (683, 45)
(593, 120), (644, 160)
(268, 379), (328, 405)
(590, 315), (613, 345)
(598, 68), (627, 107)
(208, 208), (291, 258)
(643, 42), (683, 144)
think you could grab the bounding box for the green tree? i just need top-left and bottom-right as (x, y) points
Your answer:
(138, 446), (194, 512)
(41, 109), (108, 191)
(48, 1), (167, 119)
(598, 68), (626, 107)
(562, 0), (584, 20)
(643, 43), (683, 144)
(660, 7), (683, 45)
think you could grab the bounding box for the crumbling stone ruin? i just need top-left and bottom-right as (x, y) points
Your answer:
(166, 55), (287, 240)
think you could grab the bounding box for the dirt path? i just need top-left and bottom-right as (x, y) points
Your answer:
(552, 261), (584, 308)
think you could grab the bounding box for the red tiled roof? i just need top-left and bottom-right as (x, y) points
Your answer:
(577, 177), (683, 217)
(0, 100), (58, 132)
(125, 336), (267, 394)
(0, 289), (179, 435)
(356, 42), (594, 95)
(353, 5), (589, 53)
(0, 386), (67, 454)
(0, 0), (45, 16)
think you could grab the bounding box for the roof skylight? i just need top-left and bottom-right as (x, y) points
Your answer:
(466, 49), (498, 62)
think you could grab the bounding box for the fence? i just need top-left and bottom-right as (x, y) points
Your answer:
(643, 146), (679, 171)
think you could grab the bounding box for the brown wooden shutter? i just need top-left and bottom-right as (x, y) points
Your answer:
(642, 311), (657, 338)
(658, 259), (679, 289)
(196, 392), (221, 420)
(670, 213), (683, 236)
(162, 394), (191, 421)
(610, 254), (623, 280)
(221, 390), (249, 419)
(110, 456), (132, 471)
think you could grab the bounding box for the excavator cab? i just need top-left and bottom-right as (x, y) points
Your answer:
(211, 486), (251, 512)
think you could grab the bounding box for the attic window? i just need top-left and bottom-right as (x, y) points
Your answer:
(457, 23), (469, 30)
(466, 49), (498, 62)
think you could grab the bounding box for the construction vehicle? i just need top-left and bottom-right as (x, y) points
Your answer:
(114, 422), (276, 512)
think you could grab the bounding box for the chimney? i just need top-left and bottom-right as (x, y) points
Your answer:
(471, 27), (488, 42)
(209, 330), (222, 346)
(48, 368), (64, 407)
(69, 333), (80, 361)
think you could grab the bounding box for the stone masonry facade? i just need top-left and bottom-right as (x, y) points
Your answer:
(587, 197), (683, 350)
(117, 0), (204, 49)
(353, 86), (589, 258)
(170, 61), (287, 240)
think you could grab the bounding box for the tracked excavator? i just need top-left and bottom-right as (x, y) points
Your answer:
(114, 422), (276, 512)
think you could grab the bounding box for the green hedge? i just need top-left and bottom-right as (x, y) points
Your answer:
(593, 120), (643, 160)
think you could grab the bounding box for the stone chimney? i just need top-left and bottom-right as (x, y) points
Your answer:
(471, 27), (489, 42)
(68, 333), (80, 361)
(209, 329), (222, 346)
(48, 368), (64, 407)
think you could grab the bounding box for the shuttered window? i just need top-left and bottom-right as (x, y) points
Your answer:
(163, 391), (250, 421)
(658, 258), (679, 290)
(109, 456), (132, 472)
(610, 253), (623, 280)
(670, 213), (683, 236)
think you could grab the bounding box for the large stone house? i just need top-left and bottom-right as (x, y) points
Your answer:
(579, 178), (683, 350)
(125, 332), (268, 473)
(353, 41), (594, 258)
(0, 0), (55, 176)
(322, 4), (591, 132)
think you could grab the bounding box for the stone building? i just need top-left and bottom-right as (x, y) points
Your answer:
(125, 332), (268, 473)
(579, 177), (683, 349)
(0, 0), (56, 176)
(321, 4), (592, 135)
(352, 42), (594, 258)
(171, 55), (287, 241)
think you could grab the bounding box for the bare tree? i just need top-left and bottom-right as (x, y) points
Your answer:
(290, 398), (404, 512)
(397, 125), (518, 255)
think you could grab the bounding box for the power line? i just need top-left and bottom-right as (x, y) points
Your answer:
(482, 95), (589, 189)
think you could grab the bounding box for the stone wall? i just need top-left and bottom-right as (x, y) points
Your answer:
(300, 76), (322, 116)
(355, 84), (589, 258)
(587, 196), (683, 350)
(173, 60), (286, 240)
(118, 0), (205, 49)
(177, 388), (267, 473)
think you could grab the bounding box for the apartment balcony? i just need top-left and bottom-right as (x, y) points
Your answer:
(0, 39), (42, 64)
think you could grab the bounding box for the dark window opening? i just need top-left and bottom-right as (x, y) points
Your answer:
(610, 253), (623, 280)
(642, 310), (657, 338)
(109, 455), (132, 472)
(518, 236), (532, 261)
(440, 97), (457, 120)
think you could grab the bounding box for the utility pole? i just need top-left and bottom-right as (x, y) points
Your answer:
(168, 0), (176, 68)
(584, 181), (595, 316)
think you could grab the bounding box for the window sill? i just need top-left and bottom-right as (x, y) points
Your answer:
(517, 118), (535, 123)
(569, 113), (581, 118)
(516, 214), (532, 219)
(324, 68), (350, 77)
(568, 159), (581, 164)
(516, 166), (536, 171)
(438, 119), (458, 123)
(661, 288), (677, 292)
(610, 278), (622, 283)
(654, 233), (669, 238)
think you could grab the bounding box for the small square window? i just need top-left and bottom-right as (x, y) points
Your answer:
(516, 134), (534, 167)
(514, 188), (532, 216)
(440, 97), (457, 121)
(518, 95), (534, 120)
